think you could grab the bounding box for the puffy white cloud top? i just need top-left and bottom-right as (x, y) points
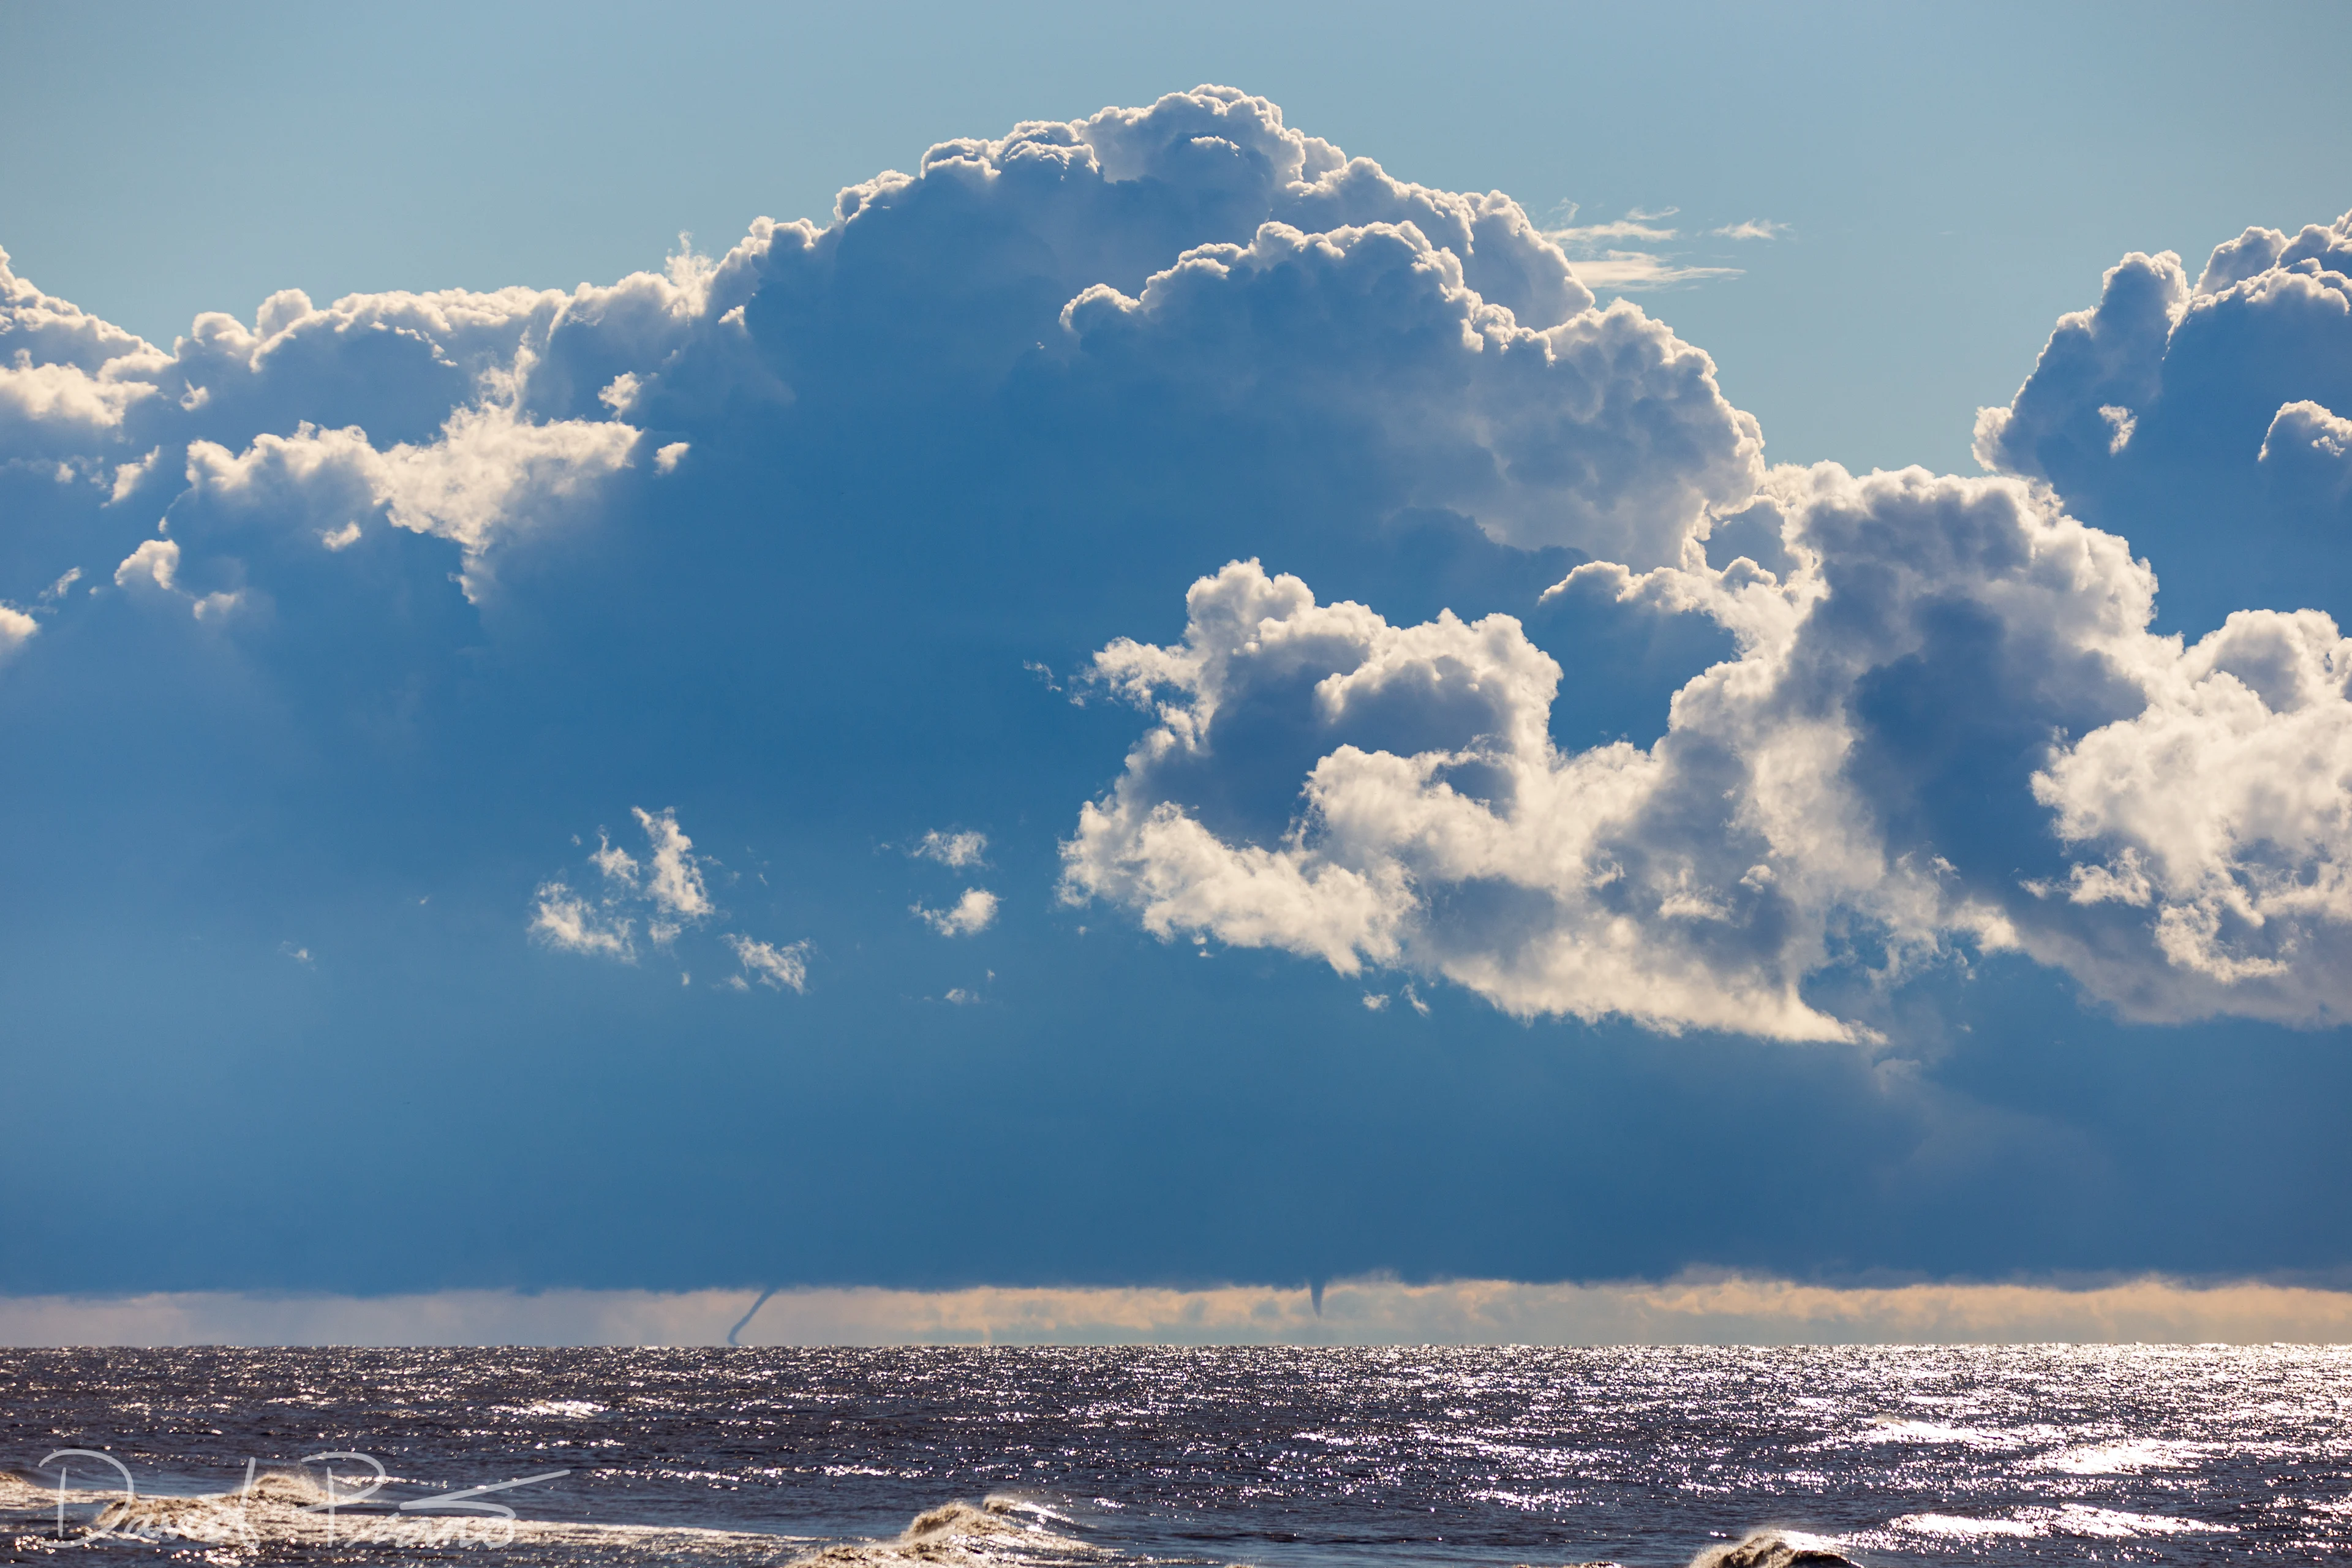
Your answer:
(1066, 459), (2352, 1035)
(1975, 209), (2352, 635)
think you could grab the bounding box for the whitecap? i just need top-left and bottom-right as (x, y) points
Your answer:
(2038, 1438), (2202, 1473)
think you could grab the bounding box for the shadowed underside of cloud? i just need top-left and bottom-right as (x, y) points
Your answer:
(4, 1275), (2348, 1348)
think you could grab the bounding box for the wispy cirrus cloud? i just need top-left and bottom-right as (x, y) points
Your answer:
(1542, 205), (1747, 291)
(1564, 252), (1743, 290)
(1550, 218), (1680, 244)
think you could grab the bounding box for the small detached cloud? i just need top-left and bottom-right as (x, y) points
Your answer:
(913, 888), (998, 938)
(109, 535), (241, 620)
(725, 933), (811, 993)
(532, 805), (715, 959)
(538, 807), (811, 995)
(530, 880), (634, 959)
(0, 603), (34, 664)
(911, 829), (988, 869)
(631, 805), (715, 941)
(1711, 220), (1790, 241)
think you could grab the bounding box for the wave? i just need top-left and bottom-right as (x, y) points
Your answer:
(790, 1496), (1098, 1568)
(4, 1477), (1098, 1567)
(1687, 1531), (1861, 1568)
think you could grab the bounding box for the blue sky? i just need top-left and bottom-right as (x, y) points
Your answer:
(3, 1), (2351, 1317)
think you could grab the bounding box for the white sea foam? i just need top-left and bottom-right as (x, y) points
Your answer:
(1852, 1415), (2052, 1449)
(1887, 1503), (2232, 1540)
(1891, 1512), (2043, 1539)
(502, 1398), (609, 1417)
(2038, 1437), (2203, 1472)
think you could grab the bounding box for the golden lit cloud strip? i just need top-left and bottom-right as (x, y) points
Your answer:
(5, 1276), (2350, 1347)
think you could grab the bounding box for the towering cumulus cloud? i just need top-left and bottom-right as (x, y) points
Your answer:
(1, 88), (2348, 1098)
(9, 83), (2352, 1302)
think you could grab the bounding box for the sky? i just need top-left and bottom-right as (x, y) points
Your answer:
(2, 1), (2351, 1341)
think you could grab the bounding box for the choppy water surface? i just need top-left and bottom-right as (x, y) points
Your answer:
(1, 1346), (2345, 1566)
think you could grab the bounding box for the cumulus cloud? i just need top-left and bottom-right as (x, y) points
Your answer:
(1975, 211), (2352, 633)
(1064, 552), (1872, 1039)
(1066, 458), (2352, 1034)
(1712, 221), (1790, 241)
(913, 888), (998, 937)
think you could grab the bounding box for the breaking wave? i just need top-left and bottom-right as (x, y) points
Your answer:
(1688, 1531), (1861, 1567)
(791, 1497), (1097, 1568)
